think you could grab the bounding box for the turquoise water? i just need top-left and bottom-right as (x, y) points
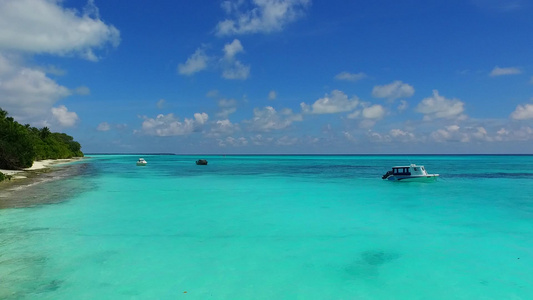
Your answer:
(1, 155), (532, 299)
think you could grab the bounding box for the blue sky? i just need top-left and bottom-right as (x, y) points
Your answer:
(1, 0), (532, 154)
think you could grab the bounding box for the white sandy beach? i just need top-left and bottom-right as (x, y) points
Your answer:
(0, 158), (82, 179)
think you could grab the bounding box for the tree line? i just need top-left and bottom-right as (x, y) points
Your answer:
(0, 107), (84, 171)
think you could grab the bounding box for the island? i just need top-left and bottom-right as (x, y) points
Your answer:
(0, 108), (84, 182)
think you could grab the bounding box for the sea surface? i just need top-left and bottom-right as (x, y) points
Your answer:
(1, 155), (532, 299)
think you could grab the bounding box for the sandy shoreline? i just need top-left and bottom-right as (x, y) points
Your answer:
(0, 157), (87, 209)
(0, 158), (83, 179)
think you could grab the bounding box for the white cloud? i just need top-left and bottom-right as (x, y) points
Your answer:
(0, 54), (71, 122)
(180, 40), (250, 79)
(51, 105), (78, 127)
(430, 125), (464, 142)
(208, 119), (239, 137)
(301, 90), (359, 114)
(397, 100), (408, 112)
(223, 39), (244, 59)
(372, 80), (415, 100)
(276, 135), (298, 146)
(390, 129), (415, 140)
(141, 112), (208, 136)
(217, 98), (238, 118)
(430, 125), (493, 143)
(347, 110), (361, 119)
(222, 60), (250, 80)
(178, 48), (209, 75)
(245, 106), (302, 131)
(489, 66), (522, 77)
(218, 136), (248, 147)
(496, 126), (533, 141)
(343, 131), (357, 142)
(0, 0), (120, 61)
(362, 104), (385, 119)
(268, 90), (277, 100)
(215, 0), (311, 36)
(40, 64), (66, 76)
(367, 131), (391, 143)
(510, 103), (533, 120)
(250, 134), (274, 145)
(335, 71), (367, 82)
(416, 90), (466, 121)
(194, 112), (209, 125)
(221, 39), (250, 80)
(471, 127), (490, 141)
(97, 122), (111, 131)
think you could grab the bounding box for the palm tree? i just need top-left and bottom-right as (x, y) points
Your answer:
(40, 127), (51, 139)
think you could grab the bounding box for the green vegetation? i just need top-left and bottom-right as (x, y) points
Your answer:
(0, 172), (12, 181)
(0, 108), (83, 176)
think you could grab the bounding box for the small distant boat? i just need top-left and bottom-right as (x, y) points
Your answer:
(136, 158), (147, 166)
(196, 159), (208, 165)
(382, 164), (439, 182)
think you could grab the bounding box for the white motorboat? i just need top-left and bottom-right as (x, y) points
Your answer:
(382, 164), (439, 182)
(136, 158), (147, 166)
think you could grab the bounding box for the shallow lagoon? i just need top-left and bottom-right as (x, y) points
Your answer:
(1, 155), (532, 299)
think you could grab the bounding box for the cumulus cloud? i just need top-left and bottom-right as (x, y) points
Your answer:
(489, 66), (522, 77)
(141, 112), (208, 136)
(335, 71), (367, 82)
(222, 61), (250, 80)
(208, 119), (239, 137)
(250, 134), (274, 145)
(416, 90), (466, 121)
(430, 125), (464, 142)
(215, 0), (311, 36)
(51, 105), (78, 127)
(362, 104), (385, 119)
(372, 80), (415, 100)
(510, 103), (533, 120)
(390, 129), (415, 140)
(180, 40), (250, 79)
(221, 39), (250, 80)
(495, 126), (533, 141)
(178, 48), (209, 75)
(0, 53), (71, 121)
(245, 106), (302, 131)
(301, 90), (360, 114)
(430, 125), (493, 143)
(0, 0), (120, 61)
(223, 39), (244, 59)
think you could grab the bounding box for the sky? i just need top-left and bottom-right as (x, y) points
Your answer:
(1, 0), (533, 154)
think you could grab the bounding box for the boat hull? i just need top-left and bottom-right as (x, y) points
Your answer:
(386, 175), (439, 182)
